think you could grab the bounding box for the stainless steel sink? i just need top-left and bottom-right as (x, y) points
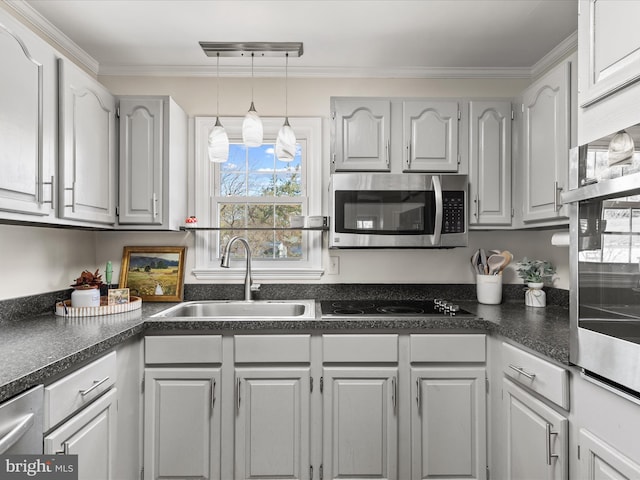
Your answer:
(152, 300), (316, 319)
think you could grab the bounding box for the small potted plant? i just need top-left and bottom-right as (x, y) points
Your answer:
(515, 258), (556, 307)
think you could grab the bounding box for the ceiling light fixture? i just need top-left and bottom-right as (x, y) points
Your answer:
(208, 52), (229, 163)
(242, 53), (263, 147)
(276, 53), (296, 162)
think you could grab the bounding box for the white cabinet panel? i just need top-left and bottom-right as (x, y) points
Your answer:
(143, 368), (221, 480)
(58, 58), (116, 225)
(323, 367), (398, 480)
(235, 368), (311, 480)
(503, 378), (568, 480)
(44, 388), (117, 480)
(469, 100), (512, 226)
(332, 99), (391, 171)
(403, 101), (460, 172)
(411, 367), (486, 480)
(0, 9), (56, 218)
(579, 429), (640, 480)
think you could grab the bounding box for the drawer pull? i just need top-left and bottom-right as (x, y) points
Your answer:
(79, 376), (110, 396)
(508, 364), (536, 380)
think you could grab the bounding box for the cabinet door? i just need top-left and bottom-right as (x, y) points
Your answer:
(323, 367), (398, 480)
(44, 388), (117, 480)
(503, 379), (568, 480)
(143, 368), (221, 480)
(235, 367), (311, 480)
(403, 100), (459, 172)
(118, 97), (164, 225)
(469, 101), (512, 226)
(522, 59), (571, 223)
(578, 0), (640, 107)
(332, 99), (391, 171)
(58, 58), (117, 225)
(411, 367), (486, 480)
(579, 428), (640, 480)
(0, 11), (56, 218)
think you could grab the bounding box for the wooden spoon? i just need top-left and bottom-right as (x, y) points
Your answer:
(487, 254), (506, 275)
(499, 250), (513, 270)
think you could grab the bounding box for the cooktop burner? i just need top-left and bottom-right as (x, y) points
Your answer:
(320, 300), (473, 318)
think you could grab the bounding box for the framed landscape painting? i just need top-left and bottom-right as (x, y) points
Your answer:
(119, 246), (186, 302)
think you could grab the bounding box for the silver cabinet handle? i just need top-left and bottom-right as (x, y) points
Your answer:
(508, 364), (536, 380)
(152, 192), (158, 218)
(553, 181), (563, 212)
(55, 441), (70, 456)
(406, 143), (411, 169)
(236, 378), (241, 413)
(546, 423), (559, 465)
(0, 413), (34, 455)
(42, 175), (54, 209)
(391, 376), (397, 414)
(79, 376), (110, 396)
(65, 182), (75, 212)
(386, 139), (390, 168)
(210, 378), (216, 411)
(474, 194), (479, 218)
(416, 378), (421, 412)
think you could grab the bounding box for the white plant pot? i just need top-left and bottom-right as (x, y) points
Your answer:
(525, 282), (546, 307)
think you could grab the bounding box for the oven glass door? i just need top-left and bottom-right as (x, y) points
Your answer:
(334, 190), (435, 235)
(578, 193), (640, 343)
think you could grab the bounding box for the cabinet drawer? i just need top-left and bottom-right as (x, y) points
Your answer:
(502, 342), (569, 409)
(44, 351), (116, 430)
(235, 335), (311, 363)
(410, 334), (486, 363)
(323, 334), (398, 363)
(145, 335), (222, 364)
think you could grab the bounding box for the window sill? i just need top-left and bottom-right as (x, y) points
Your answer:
(192, 267), (325, 281)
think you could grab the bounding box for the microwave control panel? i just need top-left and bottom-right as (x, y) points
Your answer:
(442, 191), (465, 234)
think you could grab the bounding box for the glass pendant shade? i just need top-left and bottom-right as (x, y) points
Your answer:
(242, 101), (263, 147)
(276, 118), (296, 162)
(208, 117), (229, 163)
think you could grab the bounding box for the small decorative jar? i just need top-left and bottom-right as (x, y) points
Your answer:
(71, 286), (101, 308)
(525, 282), (546, 307)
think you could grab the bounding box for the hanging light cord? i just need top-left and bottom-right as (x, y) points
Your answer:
(251, 52), (255, 104)
(285, 52), (289, 118)
(216, 52), (220, 117)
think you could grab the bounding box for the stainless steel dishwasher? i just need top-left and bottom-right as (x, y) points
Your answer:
(0, 385), (44, 454)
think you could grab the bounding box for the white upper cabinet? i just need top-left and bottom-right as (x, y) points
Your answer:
(403, 100), (460, 172)
(118, 96), (187, 229)
(468, 100), (512, 226)
(332, 98), (391, 171)
(578, 0), (640, 108)
(0, 9), (56, 219)
(521, 56), (574, 224)
(58, 58), (117, 225)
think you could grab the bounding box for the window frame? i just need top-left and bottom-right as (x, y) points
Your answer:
(193, 116), (323, 280)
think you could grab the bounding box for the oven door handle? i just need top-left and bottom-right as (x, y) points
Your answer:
(0, 413), (35, 455)
(431, 175), (443, 246)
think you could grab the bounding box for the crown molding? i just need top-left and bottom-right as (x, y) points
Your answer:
(530, 30), (578, 79)
(4, 0), (99, 74)
(97, 64), (532, 79)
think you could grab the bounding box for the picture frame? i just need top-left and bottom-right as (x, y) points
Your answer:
(119, 246), (186, 302)
(107, 288), (130, 305)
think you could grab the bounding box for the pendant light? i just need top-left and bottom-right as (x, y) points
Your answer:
(242, 53), (263, 147)
(208, 53), (229, 162)
(276, 53), (296, 162)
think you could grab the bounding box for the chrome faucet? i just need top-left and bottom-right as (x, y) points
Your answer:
(220, 236), (260, 301)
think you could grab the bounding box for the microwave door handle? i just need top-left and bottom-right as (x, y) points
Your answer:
(431, 176), (443, 245)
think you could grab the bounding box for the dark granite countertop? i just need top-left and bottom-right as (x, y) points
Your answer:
(0, 294), (570, 403)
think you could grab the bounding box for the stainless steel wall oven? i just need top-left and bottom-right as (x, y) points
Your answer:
(563, 125), (640, 395)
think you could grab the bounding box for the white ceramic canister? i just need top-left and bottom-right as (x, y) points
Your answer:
(71, 287), (101, 307)
(476, 274), (502, 305)
(525, 282), (546, 307)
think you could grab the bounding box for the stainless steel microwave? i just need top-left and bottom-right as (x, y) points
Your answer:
(329, 173), (468, 248)
(562, 126), (640, 396)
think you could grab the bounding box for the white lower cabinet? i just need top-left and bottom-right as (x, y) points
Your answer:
(411, 368), (486, 480)
(322, 367), (398, 480)
(503, 378), (568, 480)
(578, 429), (640, 480)
(44, 388), (117, 480)
(234, 367), (311, 480)
(143, 367), (221, 480)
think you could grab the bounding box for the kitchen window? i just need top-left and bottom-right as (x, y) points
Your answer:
(193, 117), (323, 280)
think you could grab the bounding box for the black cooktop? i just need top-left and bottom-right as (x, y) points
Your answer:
(320, 300), (473, 317)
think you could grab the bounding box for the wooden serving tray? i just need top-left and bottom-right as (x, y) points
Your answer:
(55, 296), (142, 317)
